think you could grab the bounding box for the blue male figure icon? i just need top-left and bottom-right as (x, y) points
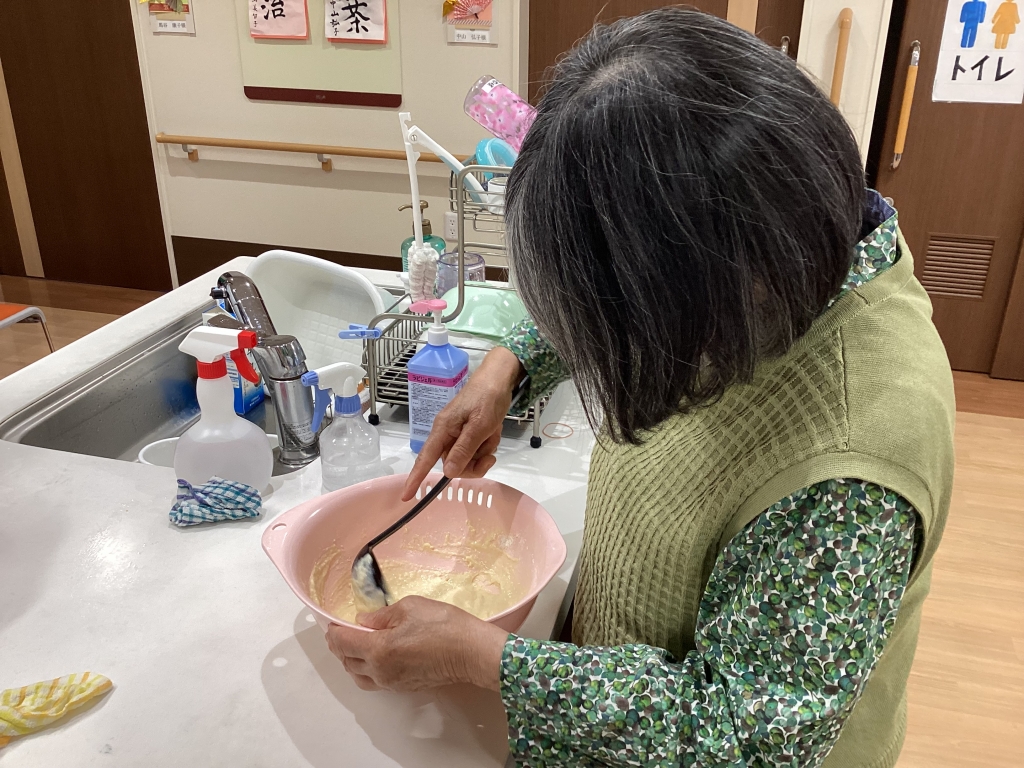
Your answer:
(961, 0), (988, 47)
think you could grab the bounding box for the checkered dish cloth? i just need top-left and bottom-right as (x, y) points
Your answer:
(169, 477), (262, 527)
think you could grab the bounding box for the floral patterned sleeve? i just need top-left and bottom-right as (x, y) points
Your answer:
(497, 318), (570, 407)
(500, 480), (917, 768)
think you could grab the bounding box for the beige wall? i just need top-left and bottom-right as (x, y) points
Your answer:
(131, 0), (525, 284)
(131, 0), (892, 286)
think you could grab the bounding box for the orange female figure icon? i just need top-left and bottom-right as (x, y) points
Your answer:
(992, 0), (1020, 49)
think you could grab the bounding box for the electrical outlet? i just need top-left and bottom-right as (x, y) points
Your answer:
(444, 211), (459, 241)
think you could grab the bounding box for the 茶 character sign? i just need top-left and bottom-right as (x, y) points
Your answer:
(325, 0), (387, 43)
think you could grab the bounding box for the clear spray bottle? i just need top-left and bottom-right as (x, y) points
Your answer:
(175, 326), (274, 492)
(301, 363), (382, 492)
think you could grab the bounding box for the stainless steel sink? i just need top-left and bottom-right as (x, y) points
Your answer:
(0, 306), (299, 474)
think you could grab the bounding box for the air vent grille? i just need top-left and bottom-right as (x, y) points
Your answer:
(921, 234), (995, 299)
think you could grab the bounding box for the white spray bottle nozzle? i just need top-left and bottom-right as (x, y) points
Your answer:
(410, 299), (449, 346)
(179, 326), (260, 381)
(301, 363), (366, 431)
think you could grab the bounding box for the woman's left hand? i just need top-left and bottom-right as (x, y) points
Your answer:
(326, 596), (509, 692)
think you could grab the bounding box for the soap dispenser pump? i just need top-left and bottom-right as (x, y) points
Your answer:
(406, 299), (469, 454)
(301, 362), (382, 491)
(399, 201), (447, 272)
(175, 326), (274, 492)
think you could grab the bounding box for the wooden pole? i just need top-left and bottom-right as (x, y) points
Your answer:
(155, 133), (468, 165)
(830, 8), (855, 107)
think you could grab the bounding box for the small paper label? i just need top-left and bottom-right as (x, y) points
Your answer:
(453, 28), (491, 44)
(149, 9), (194, 34)
(156, 19), (189, 32)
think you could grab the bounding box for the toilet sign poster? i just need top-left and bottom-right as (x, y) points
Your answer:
(933, 0), (1024, 103)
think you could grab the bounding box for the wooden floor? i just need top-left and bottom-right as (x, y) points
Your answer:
(0, 276), (163, 379)
(0, 277), (1022, 764)
(0, 305), (122, 379)
(896, 410), (1024, 766)
(950, 370), (1024, 421)
(0, 274), (162, 315)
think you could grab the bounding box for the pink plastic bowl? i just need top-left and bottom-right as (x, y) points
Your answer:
(262, 473), (566, 633)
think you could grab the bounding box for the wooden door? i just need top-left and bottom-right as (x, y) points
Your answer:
(756, 0), (805, 58)
(0, 151), (23, 277)
(0, 1), (170, 291)
(528, 1), (729, 102)
(528, 2), (805, 102)
(991, 237), (1024, 377)
(874, 0), (1024, 373)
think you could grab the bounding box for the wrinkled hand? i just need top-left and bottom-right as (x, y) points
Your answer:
(402, 347), (524, 501)
(326, 596), (508, 692)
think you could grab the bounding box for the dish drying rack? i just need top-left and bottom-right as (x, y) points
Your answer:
(364, 164), (546, 448)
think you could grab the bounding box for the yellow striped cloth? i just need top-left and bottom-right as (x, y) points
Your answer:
(0, 673), (112, 747)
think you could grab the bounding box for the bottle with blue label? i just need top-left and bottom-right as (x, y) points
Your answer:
(202, 306), (265, 415)
(407, 299), (469, 453)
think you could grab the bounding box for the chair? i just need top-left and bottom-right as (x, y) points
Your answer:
(0, 302), (55, 353)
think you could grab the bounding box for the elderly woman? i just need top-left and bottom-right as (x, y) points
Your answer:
(328, 8), (954, 767)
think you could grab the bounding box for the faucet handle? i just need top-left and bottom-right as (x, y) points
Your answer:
(249, 333), (307, 380)
(205, 313), (244, 331)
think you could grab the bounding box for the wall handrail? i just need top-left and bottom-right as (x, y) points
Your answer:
(830, 8), (855, 106)
(154, 132), (468, 171)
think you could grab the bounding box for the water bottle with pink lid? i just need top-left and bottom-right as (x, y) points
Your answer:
(464, 75), (537, 152)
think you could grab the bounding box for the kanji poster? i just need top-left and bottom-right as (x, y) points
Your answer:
(236, 0), (403, 107)
(933, 0), (1024, 103)
(250, 0), (309, 39)
(325, 0), (387, 43)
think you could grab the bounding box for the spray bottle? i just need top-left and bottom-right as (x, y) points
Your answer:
(175, 326), (274, 492)
(301, 362), (382, 491)
(407, 299), (469, 453)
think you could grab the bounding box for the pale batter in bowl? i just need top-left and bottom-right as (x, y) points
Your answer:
(309, 527), (526, 623)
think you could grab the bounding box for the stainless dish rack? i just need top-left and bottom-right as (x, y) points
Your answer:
(364, 164), (546, 448)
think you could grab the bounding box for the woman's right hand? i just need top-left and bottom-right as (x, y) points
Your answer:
(402, 346), (524, 501)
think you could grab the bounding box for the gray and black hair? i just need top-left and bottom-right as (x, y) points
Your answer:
(505, 7), (865, 444)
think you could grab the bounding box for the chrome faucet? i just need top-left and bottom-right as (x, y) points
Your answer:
(210, 271), (319, 467)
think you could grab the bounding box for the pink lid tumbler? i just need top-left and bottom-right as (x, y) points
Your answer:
(464, 75), (537, 153)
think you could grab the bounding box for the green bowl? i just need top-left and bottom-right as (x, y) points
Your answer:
(440, 284), (528, 341)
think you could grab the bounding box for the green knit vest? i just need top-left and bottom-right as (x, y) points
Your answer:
(573, 236), (955, 768)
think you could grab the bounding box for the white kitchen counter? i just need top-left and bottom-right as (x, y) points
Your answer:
(0, 261), (593, 767)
